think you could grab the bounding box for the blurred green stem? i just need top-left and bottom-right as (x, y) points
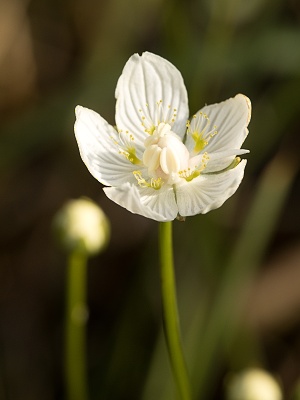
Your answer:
(65, 249), (89, 400)
(159, 221), (192, 400)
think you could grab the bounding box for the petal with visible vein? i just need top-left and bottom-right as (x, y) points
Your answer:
(175, 160), (247, 217)
(205, 148), (249, 173)
(115, 52), (189, 143)
(74, 106), (137, 186)
(104, 182), (178, 221)
(186, 94), (251, 155)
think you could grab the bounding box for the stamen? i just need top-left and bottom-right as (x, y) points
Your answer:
(119, 148), (142, 165)
(146, 126), (156, 135)
(139, 100), (178, 134)
(139, 108), (155, 134)
(179, 152), (209, 182)
(192, 132), (208, 153)
(187, 112), (218, 153)
(111, 130), (142, 165)
(179, 168), (201, 182)
(133, 171), (163, 190)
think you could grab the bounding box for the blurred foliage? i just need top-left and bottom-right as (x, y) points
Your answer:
(0, 0), (300, 399)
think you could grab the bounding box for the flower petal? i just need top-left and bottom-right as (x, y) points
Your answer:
(115, 52), (189, 143)
(103, 183), (178, 221)
(186, 94), (251, 155)
(74, 106), (138, 186)
(175, 160), (247, 217)
(204, 148), (249, 173)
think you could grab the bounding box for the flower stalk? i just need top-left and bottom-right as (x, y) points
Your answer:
(159, 221), (192, 400)
(65, 249), (89, 400)
(53, 198), (110, 400)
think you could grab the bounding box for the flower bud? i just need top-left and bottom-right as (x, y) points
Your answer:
(226, 368), (282, 400)
(53, 198), (110, 256)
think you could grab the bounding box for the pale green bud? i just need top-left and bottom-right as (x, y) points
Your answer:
(226, 368), (282, 400)
(53, 198), (110, 256)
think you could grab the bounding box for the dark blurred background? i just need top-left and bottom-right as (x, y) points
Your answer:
(0, 0), (300, 399)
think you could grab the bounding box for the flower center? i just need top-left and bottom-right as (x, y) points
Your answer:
(142, 123), (190, 184)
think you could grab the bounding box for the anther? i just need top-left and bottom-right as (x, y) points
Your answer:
(133, 171), (163, 190)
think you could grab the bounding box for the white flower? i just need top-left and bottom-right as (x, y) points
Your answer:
(74, 52), (251, 222)
(54, 198), (110, 255)
(226, 368), (282, 400)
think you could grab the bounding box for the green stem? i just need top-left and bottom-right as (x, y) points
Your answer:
(65, 249), (89, 400)
(159, 221), (192, 400)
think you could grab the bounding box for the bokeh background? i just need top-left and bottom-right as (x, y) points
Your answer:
(1, 0), (300, 399)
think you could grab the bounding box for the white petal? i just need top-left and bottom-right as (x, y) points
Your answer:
(74, 106), (137, 186)
(103, 183), (178, 222)
(186, 94), (251, 154)
(175, 160), (247, 217)
(205, 148), (249, 173)
(115, 52), (189, 143)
